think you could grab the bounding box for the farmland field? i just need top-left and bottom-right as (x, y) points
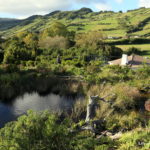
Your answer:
(116, 44), (150, 57)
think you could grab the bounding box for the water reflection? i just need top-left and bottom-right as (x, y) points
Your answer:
(0, 103), (15, 127)
(0, 92), (83, 128)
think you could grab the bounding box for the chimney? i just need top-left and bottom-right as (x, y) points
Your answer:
(121, 54), (128, 65)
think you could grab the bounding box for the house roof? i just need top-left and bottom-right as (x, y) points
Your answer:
(109, 54), (150, 68)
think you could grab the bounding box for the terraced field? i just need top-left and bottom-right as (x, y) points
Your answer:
(116, 44), (150, 57)
(1, 7), (150, 38)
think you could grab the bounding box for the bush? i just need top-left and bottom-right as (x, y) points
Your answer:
(112, 83), (142, 111)
(3, 64), (19, 73)
(26, 60), (35, 67)
(106, 111), (146, 131)
(118, 128), (150, 150)
(3, 38), (34, 64)
(0, 110), (73, 150)
(39, 36), (70, 49)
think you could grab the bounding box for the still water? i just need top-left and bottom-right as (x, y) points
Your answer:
(0, 92), (83, 128)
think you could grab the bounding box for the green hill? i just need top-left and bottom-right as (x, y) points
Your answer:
(0, 18), (21, 31)
(2, 7), (150, 38)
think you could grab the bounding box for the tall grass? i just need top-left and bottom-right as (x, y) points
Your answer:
(0, 70), (85, 101)
(118, 127), (150, 150)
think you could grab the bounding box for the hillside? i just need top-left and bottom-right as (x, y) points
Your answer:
(0, 6), (150, 150)
(0, 18), (21, 31)
(1, 7), (150, 38)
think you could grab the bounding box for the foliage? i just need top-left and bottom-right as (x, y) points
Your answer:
(3, 38), (36, 64)
(75, 31), (104, 49)
(40, 21), (71, 39)
(0, 110), (73, 150)
(105, 111), (147, 131)
(126, 47), (142, 55)
(112, 83), (142, 111)
(39, 36), (70, 49)
(0, 111), (117, 150)
(118, 127), (150, 150)
(3, 64), (19, 73)
(0, 8), (150, 150)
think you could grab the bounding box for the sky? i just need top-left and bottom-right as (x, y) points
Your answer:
(0, 0), (149, 19)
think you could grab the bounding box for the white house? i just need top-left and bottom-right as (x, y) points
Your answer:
(109, 54), (150, 69)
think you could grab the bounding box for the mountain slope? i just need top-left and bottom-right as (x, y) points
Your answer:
(1, 7), (150, 38)
(0, 18), (21, 31)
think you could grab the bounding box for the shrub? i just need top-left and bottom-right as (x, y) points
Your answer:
(0, 110), (73, 150)
(118, 128), (150, 150)
(3, 64), (19, 73)
(26, 60), (35, 67)
(106, 111), (146, 131)
(112, 83), (142, 111)
(70, 99), (87, 122)
(39, 36), (70, 49)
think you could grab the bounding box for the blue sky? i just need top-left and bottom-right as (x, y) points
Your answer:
(107, 0), (138, 12)
(0, 0), (148, 19)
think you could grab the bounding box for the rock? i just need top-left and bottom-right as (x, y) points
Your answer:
(145, 99), (150, 112)
(96, 135), (104, 139)
(110, 132), (122, 140)
(106, 132), (113, 136)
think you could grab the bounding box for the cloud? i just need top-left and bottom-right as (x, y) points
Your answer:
(115, 0), (124, 4)
(0, 0), (112, 18)
(0, 0), (72, 17)
(139, 0), (150, 7)
(94, 3), (112, 11)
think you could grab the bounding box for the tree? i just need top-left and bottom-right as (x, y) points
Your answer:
(23, 32), (38, 48)
(3, 38), (34, 64)
(101, 45), (123, 60)
(16, 31), (29, 39)
(41, 22), (69, 39)
(75, 31), (105, 49)
(16, 31), (39, 49)
(39, 36), (70, 49)
(75, 31), (122, 61)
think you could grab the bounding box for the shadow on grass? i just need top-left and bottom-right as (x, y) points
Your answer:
(141, 50), (150, 57)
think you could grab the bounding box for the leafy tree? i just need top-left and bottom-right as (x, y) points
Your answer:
(75, 31), (104, 49)
(41, 22), (69, 39)
(101, 45), (123, 60)
(23, 32), (38, 48)
(39, 36), (70, 49)
(3, 38), (34, 64)
(16, 31), (29, 39)
(75, 31), (122, 61)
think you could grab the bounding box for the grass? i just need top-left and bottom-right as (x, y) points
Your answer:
(0, 67), (85, 101)
(116, 44), (150, 57)
(118, 128), (150, 150)
(2, 7), (150, 38)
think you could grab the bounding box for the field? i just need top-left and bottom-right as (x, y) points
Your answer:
(116, 44), (150, 57)
(2, 7), (150, 38)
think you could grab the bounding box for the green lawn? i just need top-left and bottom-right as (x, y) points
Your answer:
(116, 44), (150, 57)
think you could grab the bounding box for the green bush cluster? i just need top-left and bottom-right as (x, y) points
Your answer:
(0, 110), (118, 150)
(118, 127), (150, 150)
(0, 110), (73, 150)
(1, 110), (149, 150)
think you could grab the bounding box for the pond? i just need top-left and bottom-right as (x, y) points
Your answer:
(0, 92), (84, 128)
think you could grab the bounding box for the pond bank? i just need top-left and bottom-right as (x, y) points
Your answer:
(0, 92), (85, 128)
(0, 69), (86, 102)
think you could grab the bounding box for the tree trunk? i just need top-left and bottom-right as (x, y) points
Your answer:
(85, 96), (99, 122)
